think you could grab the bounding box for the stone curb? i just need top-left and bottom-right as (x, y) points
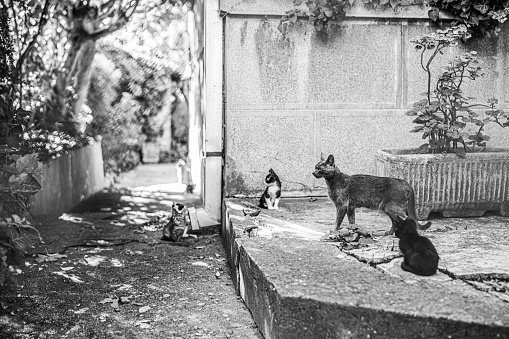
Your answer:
(223, 199), (509, 339)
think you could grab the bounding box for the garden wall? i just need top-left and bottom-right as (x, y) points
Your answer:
(221, 0), (509, 197)
(30, 141), (106, 216)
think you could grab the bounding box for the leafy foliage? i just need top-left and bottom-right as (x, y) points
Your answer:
(406, 26), (509, 156)
(279, 0), (402, 34)
(427, 0), (509, 37)
(0, 30), (42, 284)
(86, 52), (144, 175)
(2, 0), (146, 130)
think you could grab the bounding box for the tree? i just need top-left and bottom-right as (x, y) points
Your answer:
(2, 0), (189, 133)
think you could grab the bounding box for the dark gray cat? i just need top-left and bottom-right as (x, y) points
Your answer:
(312, 154), (431, 234)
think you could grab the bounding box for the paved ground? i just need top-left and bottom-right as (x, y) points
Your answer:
(0, 164), (262, 339)
(225, 197), (509, 338)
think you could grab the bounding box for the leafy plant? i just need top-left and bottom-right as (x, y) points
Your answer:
(279, 0), (402, 35)
(0, 8), (42, 286)
(0, 92), (43, 286)
(427, 0), (509, 37)
(406, 26), (509, 156)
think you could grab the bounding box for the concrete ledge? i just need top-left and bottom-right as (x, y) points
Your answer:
(223, 198), (509, 339)
(30, 141), (106, 216)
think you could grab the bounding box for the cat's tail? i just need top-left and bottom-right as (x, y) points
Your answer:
(401, 261), (437, 276)
(258, 196), (267, 209)
(407, 189), (431, 231)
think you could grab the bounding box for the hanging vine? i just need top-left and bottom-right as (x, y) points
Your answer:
(278, 0), (402, 35)
(427, 0), (509, 36)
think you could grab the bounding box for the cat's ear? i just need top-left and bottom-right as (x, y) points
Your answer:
(269, 168), (275, 174)
(326, 154), (334, 165)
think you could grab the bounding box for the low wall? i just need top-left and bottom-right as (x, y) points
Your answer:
(30, 141), (106, 216)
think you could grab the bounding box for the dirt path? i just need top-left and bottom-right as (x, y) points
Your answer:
(0, 164), (262, 339)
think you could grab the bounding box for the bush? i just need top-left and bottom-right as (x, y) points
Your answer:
(86, 53), (144, 175)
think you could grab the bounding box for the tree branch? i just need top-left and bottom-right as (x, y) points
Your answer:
(89, 0), (140, 40)
(15, 0), (51, 76)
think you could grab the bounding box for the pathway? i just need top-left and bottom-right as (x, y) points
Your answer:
(0, 163), (262, 339)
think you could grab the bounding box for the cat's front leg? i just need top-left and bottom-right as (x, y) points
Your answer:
(265, 196), (274, 210)
(335, 206), (347, 230)
(347, 205), (355, 224)
(273, 197), (280, 209)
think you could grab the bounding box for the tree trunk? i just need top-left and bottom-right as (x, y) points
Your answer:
(72, 40), (96, 132)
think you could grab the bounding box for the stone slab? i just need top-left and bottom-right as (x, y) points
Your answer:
(224, 198), (509, 338)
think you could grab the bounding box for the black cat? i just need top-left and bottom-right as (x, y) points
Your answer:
(312, 154), (431, 234)
(395, 215), (439, 276)
(258, 168), (281, 210)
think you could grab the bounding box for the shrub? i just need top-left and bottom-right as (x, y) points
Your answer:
(406, 26), (509, 156)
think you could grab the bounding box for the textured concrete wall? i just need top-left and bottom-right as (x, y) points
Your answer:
(30, 141), (106, 216)
(222, 0), (509, 197)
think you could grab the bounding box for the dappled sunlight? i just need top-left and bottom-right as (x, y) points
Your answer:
(59, 213), (93, 225)
(130, 183), (187, 193)
(261, 216), (325, 241)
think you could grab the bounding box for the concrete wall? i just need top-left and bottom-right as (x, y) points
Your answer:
(188, 4), (205, 197)
(30, 141), (106, 216)
(221, 0), (509, 197)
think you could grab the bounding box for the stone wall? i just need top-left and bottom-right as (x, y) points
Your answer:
(30, 141), (106, 216)
(221, 0), (509, 197)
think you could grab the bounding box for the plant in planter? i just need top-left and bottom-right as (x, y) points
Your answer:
(376, 25), (509, 219)
(405, 25), (509, 157)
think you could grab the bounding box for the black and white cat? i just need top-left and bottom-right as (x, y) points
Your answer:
(258, 168), (281, 210)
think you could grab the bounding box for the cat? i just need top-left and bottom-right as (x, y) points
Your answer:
(312, 154), (431, 234)
(258, 168), (282, 210)
(162, 202), (190, 242)
(394, 215), (439, 276)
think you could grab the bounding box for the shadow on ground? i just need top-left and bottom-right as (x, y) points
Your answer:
(0, 164), (261, 339)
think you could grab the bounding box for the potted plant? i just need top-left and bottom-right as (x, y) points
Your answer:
(376, 25), (509, 219)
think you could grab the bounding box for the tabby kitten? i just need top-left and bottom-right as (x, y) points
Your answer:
(395, 215), (439, 276)
(312, 154), (431, 234)
(258, 168), (282, 210)
(162, 202), (190, 242)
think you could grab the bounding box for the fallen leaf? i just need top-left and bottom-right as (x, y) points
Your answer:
(52, 271), (83, 283)
(36, 253), (68, 263)
(194, 246), (204, 249)
(111, 299), (119, 308)
(99, 298), (115, 304)
(73, 308), (89, 314)
(61, 266), (74, 271)
(115, 284), (132, 291)
(120, 297), (130, 304)
(191, 261), (210, 268)
(138, 306), (151, 313)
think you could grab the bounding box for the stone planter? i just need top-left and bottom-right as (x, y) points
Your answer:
(375, 149), (509, 219)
